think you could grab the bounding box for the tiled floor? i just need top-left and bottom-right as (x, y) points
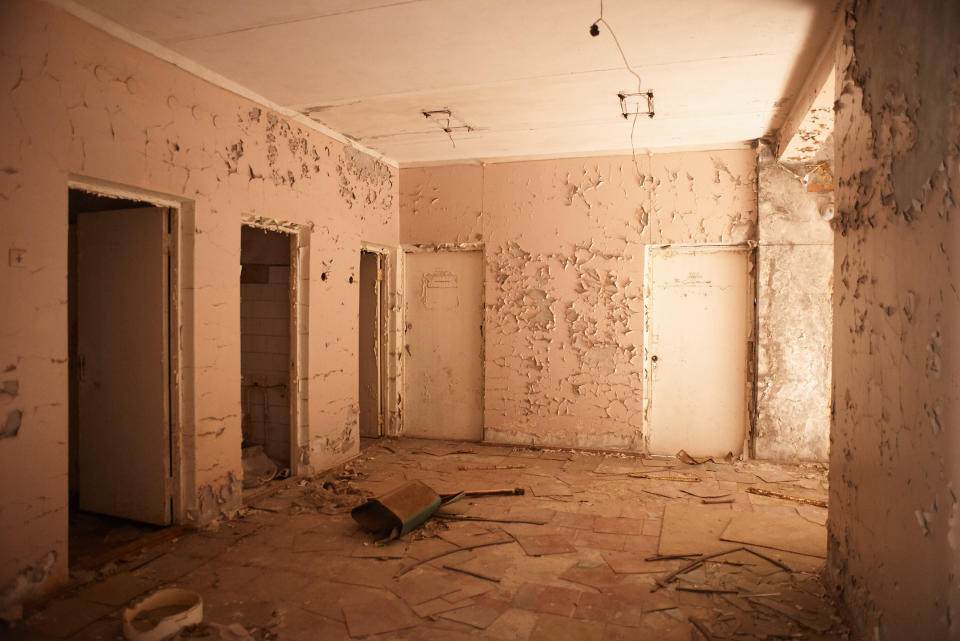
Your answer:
(9, 438), (847, 640)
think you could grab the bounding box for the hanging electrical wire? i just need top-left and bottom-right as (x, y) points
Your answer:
(588, 0), (653, 177)
(590, 0), (643, 95)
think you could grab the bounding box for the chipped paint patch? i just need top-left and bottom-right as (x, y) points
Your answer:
(828, 2), (960, 639)
(401, 150), (758, 451)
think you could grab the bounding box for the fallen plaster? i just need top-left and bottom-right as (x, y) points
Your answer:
(0, 551), (56, 623)
(828, 2), (960, 639)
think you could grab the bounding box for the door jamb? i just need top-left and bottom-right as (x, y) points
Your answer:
(67, 176), (186, 525)
(241, 217), (310, 475)
(361, 242), (399, 437)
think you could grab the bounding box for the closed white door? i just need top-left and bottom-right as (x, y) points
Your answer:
(403, 250), (483, 440)
(77, 207), (172, 525)
(645, 245), (751, 458)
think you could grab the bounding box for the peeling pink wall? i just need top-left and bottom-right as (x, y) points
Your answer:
(829, 1), (960, 638)
(0, 0), (397, 610)
(401, 151), (757, 450)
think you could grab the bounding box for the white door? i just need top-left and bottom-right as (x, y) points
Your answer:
(645, 245), (751, 458)
(404, 250), (483, 440)
(77, 207), (172, 525)
(358, 251), (382, 437)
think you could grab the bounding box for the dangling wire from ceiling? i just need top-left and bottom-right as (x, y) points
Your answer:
(589, 0), (654, 178)
(590, 0), (643, 95)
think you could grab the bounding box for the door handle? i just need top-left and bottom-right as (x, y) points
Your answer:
(651, 355), (658, 363)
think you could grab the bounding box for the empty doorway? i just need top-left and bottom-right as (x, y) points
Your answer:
(403, 247), (484, 441)
(359, 249), (386, 437)
(240, 226), (299, 485)
(644, 245), (753, 458)
(68, 187), (179, 565)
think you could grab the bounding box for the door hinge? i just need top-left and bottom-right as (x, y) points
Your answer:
(377, 267), (384, 282)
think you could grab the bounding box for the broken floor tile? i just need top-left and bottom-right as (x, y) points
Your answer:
(507, 505), (556, 523)
(680, 486), (732, 499)
(560, 563), (623, 589)
(270, 606), (351, 641)
(523, 476), (574, 497)
(443, 550), (510, 582)
(342, 595), (419, 637)
(512, 583), (546, 610)
(389, 566), (462, 605)
(439, 597), (510, 628)
(658, 503), (736, 556)
(533, 585), (581, 617)
(720, 511), (827, 558)
(796, 504), (829, 526)
(714, 469), (758, 483)
(643, 487), (684, 500)
(438, 526), (509, 548)
(529, 612), (604, 641)
(441, 574), (496, 603)
(574, 592), (643, 627)
(592, 516), (644, 535)
(412, 595), (476, 617)
(484, 607), (539, 641)
(641, 518), (663, 537)
(602, 551), (677, 574)
(514, 533), (576, 556)
(551, 511), (597, 530)
(573, 530), (625, 551)
(405, 537), (458, 561)
(327, 558), (406, 589)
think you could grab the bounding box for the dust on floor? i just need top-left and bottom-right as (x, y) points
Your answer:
(10, 438), (845, 640)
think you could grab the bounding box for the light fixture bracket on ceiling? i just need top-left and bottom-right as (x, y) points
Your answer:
(618, 91), (655, 119)
(422, 109), (474, 148)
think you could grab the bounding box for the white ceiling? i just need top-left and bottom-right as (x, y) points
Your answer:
(71, 0), (841, 166)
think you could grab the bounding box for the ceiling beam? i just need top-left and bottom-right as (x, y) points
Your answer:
(775, 7), (845, 160)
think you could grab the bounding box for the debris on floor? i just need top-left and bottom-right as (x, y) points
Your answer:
(122, 588), (202, 641)
(240, 446), (278, 489)
(8, 438), (845, 641)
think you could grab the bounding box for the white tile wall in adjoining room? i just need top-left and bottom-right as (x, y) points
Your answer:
(241, 264), (292, 465)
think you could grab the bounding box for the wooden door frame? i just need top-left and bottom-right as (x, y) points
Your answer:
(361, 242), (401, 437)
(359, 244), (389, 437)
(642, 243), (756, 457)
(67, 176), (185, 525)
(399, 242), (485, 440)
(240, 216), (310, 475)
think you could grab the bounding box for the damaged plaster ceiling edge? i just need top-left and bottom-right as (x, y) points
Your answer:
(397, 139), (758, 169)
(43, 0), (400, 169)
(774, 7), (845, 160)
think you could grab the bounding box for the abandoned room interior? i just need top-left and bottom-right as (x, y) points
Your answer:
(1, 0), (957, 639)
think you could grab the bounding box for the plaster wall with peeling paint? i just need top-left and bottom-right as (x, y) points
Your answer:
(0, 0), (397, 610)
(400, 151), (758, 451)
(828, 1), (960, 638)
(755, 141), (834, 462)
